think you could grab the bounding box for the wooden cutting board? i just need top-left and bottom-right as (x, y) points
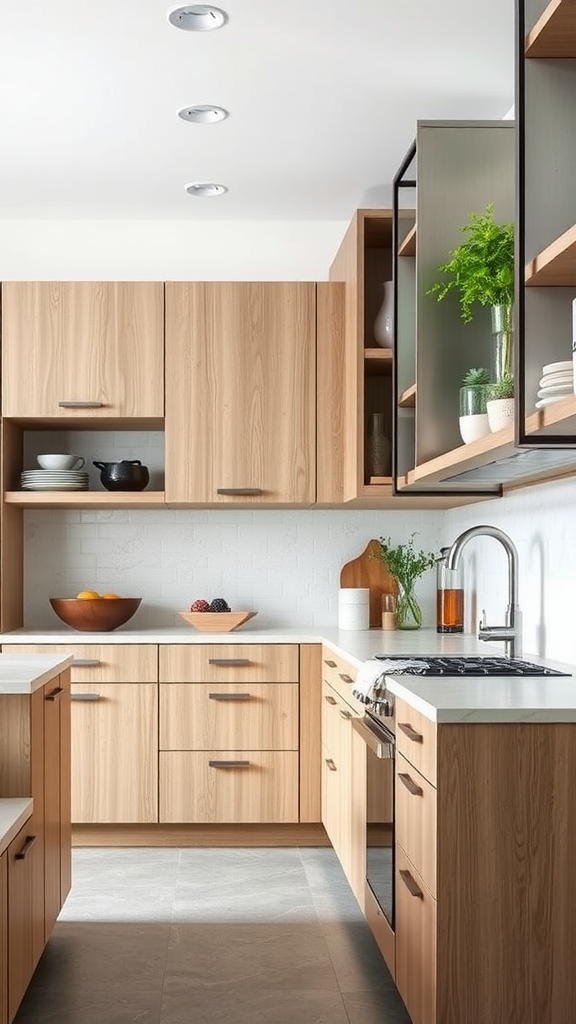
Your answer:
(339, 539), (397, 627)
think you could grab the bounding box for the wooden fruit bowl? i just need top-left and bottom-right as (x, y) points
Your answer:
(49, 597), (142, 632)
(178, 610), (257, 633)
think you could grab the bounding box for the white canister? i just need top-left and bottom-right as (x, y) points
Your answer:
(338, 588), (370, 630)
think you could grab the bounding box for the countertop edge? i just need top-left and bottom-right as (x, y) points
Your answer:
(0, 798), (33, 857)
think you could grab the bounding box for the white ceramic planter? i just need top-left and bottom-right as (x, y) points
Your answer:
(459, 413), (491, 444)
(487, 397), (515, 433)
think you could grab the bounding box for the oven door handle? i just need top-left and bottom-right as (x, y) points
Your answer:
(352, 716), (395, 759)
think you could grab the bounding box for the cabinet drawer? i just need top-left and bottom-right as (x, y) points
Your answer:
(1, 644), (157, 683)
(321, 646), (362, 709)
(159, 644), (299, 683)
(395, 846), (437, 1024)
(395, 697), (437, 786)
(159, 751), (299, 823)
(159, 682), (298, 750)
(396, 752), (437, 897)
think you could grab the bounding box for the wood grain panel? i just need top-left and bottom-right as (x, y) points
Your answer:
(0, 853), (6, 1024)
(159, 682), (298, 751)
(0, 421), (24, 633)
(71, 823), (330, 847)
(395, 697), (437, 785)
(159, 751), (299, 823)
(70, 682), (158, 824)
(316, 281), (346, 503)
(159, 644), (298, 683)
(435, 722), (576, 1024)
(2, 645), (158, 683)
(396, 752), (437, 896)
(299, 644), (322, 823)
(165, 282), (316, 505)
(1, 282), (164, 418)
(395, 846), (437, 1024)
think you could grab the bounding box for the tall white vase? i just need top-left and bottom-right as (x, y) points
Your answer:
(373, 282), (393, 348)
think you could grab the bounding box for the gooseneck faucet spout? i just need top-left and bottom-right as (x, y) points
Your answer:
(445, 525), (522, 659)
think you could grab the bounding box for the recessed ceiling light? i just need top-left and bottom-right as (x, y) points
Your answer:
(185, 182), (227, 197)
(168, 5), (228, 31)
(178, 105), (229, 124)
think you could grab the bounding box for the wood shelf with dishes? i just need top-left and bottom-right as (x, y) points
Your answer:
(519, 0), (576, 448)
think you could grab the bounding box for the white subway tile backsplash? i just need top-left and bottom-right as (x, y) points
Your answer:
(24, 508), (442, 631)
(22, 476), (576, 665)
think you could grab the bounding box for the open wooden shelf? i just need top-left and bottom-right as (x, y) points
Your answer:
(398, 383), (416, 409)
(525, 0), (576, 57)
(525, 221), (576, 285)
(398, 224), (417, 257)
(364, 348), (393, 374)
(4, 491), (166, 509)
(396, 395), (576, 492)
(524, 393), (576, 437)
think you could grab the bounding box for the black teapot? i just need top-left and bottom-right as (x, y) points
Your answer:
(93, 459), (150, 492)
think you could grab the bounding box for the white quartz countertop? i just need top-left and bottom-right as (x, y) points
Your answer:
(1, 626), (575, 723)
(0, 798), (33, 856)
(0, 654), (73, 693)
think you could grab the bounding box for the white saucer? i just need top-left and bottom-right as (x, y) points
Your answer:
(541, 360), (573, 375)
(539, 374), (573, 389)
(535, 394), (573, 409)
(537, 384), (574, 398)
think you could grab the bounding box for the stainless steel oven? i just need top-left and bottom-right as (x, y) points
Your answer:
(352, 711), (395, 929)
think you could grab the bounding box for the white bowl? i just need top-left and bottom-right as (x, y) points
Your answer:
(459, 413), (491, 444)
(37, 453), (85, 471)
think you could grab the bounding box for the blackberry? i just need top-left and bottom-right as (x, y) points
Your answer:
(209, 597), (230, 612)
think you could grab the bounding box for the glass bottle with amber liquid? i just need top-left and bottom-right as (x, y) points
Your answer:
(436, 547), (464, 633)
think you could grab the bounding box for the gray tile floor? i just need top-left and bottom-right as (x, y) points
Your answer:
(14, 847), (411, 1024)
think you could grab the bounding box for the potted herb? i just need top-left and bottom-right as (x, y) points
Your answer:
(459, 367), (491, 444)
(486, 372), (515, 433)
(375, 534), (437, 630)
(427, 203), (515, 382)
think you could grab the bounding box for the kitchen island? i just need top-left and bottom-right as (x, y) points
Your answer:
(0, 652), (71, 1024)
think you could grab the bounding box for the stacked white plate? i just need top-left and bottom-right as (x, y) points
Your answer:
(20, 469), (89, 491)
(535, 360), (574, 409)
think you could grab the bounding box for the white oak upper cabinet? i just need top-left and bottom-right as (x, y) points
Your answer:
(164, 282), (316, 505)
(1, 282), (164, 419)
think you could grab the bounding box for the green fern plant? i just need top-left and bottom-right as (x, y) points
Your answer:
(462, 367), (490, 387)
(488, 373), (515, 400)
(427, 204), (514, 323)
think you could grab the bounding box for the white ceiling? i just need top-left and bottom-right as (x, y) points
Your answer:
(0, 1), (515, 222)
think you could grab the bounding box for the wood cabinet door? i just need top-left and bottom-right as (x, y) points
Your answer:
(43, 670), (71, 938)
(159, 750), (299, 823)
(159, 683), (298, 751)
(321, 681), (354, 880)
(6, 823), (40, 1024)
(1, 282), (164, 418)
(0, 853), (6, 1024)
(70, 682), (158, 824)
(165, 282), (316, 504)
(395, 846), (437, 1024)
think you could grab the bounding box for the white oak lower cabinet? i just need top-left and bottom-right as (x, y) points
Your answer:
(3, 646), (158, 825)
(159, 644), (300, 824)
(0, 852), (6, 1024)
(394, 695), (576, 1024)
(320, 648), (370, 910)
(6, 822), (43, 1024)
(0, 666), (71, 1023)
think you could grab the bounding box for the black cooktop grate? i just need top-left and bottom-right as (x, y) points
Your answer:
(373, 656), (571, 677)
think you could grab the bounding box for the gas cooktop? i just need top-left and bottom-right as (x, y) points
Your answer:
(373, 655), (571, 677)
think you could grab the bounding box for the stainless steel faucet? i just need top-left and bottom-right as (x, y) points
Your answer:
(445, 525), (522, 660)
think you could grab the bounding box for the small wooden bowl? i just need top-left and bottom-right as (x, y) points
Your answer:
(49, 597), (142, 632)
(178, 610), (257, 633)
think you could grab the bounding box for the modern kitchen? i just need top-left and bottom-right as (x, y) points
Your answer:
(1, 2), (576, 1024)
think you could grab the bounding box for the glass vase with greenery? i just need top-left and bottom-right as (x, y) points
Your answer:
(375, 534), (437, 630)
(427, 203), (515, 382)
